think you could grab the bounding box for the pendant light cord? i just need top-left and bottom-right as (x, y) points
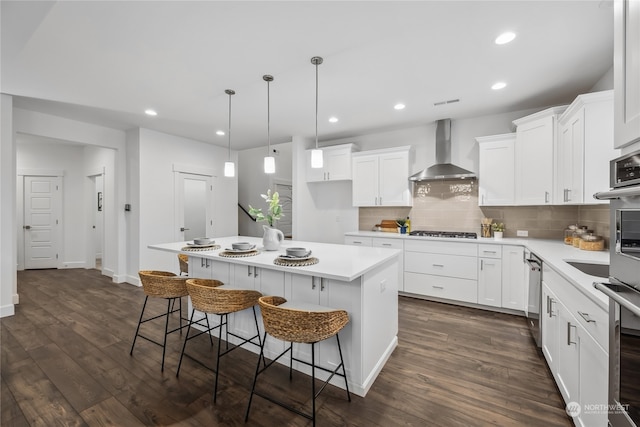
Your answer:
(225, 89), (235, 160)
(315, 60), (319, 149)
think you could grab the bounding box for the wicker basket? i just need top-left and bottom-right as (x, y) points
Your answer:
(186, 278), (262, 315)
(138, 270), (189, 298)
(258, 295), (349, 343)
(178, 254), (189, 275)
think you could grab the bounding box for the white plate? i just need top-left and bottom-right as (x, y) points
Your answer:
(224, 246), (257, 253)
(187, 242), (217, 248)
(278, 252), (313, 261)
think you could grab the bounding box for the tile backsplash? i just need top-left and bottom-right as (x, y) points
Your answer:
(359, 179), (610, 244)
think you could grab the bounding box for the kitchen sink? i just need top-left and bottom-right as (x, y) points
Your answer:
(565, 261), (610, 278)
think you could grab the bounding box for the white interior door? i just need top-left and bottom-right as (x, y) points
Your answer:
(175, 172), (214, 241)
(24, 176), (61, 269)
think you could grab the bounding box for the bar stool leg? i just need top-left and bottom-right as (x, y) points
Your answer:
(311, 342), (316, 427)
(336, 334), (351, 401)
(161, 298), (172, 371)
(245, 331), (268, 421)
(176, 309), (196, 377)
(130, 296), (149, 355)
(213, 313), (226, 403)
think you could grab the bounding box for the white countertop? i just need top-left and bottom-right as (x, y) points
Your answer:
(150, 236), (400, 282)
(345, 231), (610, 309)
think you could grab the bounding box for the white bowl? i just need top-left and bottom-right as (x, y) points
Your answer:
(286, 247), (309, 257)
(194, 237), (213, 245)
(232, 242), (253, 250)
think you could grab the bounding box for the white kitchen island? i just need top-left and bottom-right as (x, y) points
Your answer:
(149, 236), (400, 397)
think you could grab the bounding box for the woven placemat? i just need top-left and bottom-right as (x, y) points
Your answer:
(181, 244), (221, 252)
(273, 257), (319, 267)
(219, 250), (259, 258)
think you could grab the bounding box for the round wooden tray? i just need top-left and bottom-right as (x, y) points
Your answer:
(181, 244), (221, 252)
(273, 257), (319, 267)
(219, 250), (259, 258)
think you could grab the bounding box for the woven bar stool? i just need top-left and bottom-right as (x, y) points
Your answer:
(130, 270), (209, 371)
(177, 278), (263, 403)
(245, 296), (351, 426)
(178, 254), (189, 276)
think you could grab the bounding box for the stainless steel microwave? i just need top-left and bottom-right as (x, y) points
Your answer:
(612, 149), (640, 189)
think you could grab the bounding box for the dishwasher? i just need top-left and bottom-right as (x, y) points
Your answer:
(525, 251), (543, 348)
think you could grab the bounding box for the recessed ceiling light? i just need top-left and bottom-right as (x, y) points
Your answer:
(216, 130), (225, 136)
(144, 109), (158, 116)
(495, 32), (516, 45)
(492, 82), (507, 90)
(329, 117), (339, 123)
(394, 103), (406, 110)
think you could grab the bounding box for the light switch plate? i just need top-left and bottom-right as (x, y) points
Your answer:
(517, 230), (528, 237)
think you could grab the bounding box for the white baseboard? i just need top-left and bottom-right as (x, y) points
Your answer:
(12, 293), (19, 304)
(0, 304), (15, 318)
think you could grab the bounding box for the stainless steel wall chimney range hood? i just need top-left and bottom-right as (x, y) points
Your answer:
(409, 119), (476, 181)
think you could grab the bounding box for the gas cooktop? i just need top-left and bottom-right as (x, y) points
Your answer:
(409, 230), (478, 239)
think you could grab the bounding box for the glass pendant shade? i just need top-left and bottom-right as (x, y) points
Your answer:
(311, 149), (323, 168)
(224, 161), (235, 177)
(264, 156), (275, 174)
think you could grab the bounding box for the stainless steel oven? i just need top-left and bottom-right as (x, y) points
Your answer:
(594, 149), (640, 427)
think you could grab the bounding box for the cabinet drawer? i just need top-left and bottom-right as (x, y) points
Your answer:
(405, 251), (477, 280)
(344, 236), (372, 246)
(404, 239), (477, 256)
(404, 272), (477, 303)
(544, 266), (608, 350)
(372, 237), (403, 249)
(478, 244), (502, 259)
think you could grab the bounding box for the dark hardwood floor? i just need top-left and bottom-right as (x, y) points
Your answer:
(1, 268), (572, 426)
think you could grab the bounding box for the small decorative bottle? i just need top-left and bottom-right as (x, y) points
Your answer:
(405, 217), (411, 233)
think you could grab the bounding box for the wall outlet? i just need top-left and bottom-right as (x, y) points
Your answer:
(517, 230), (529, 237)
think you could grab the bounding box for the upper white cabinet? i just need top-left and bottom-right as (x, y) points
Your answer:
(476, 133), (516, 206)
(614, 0), (640, 149)
(555, 90), (616, 204)
(306, 143), (355, 182)
(513, 106), (567, 205)
(352, 146), (412, 207)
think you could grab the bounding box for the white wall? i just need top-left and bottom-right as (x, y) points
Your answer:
(13, 108), (128, 282)
(1, 94), (17, 317)
(238, 141), (292, 237)
(129, 128), (238, 282)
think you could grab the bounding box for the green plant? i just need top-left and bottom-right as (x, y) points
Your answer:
(492, 222), (505, 232)
(248, 189), (283, 227)
(396, 218), (407, 227)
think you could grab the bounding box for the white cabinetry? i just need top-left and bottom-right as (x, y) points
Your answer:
(306, 144), (354, 182)
(555, 91), (616, 204)
(614, 0), (640, 149)
(501, 246), (526, 311)
(476, 133), (516, 206)
(344, 235), (404, 290)
(404, 240), (478, 303)
(541, 265), (608, 427)
(477, 245), (502, 307)
(513, 106), (567, 205)
(352, 147), (412, 207)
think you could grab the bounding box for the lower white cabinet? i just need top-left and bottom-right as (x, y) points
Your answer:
(345, 235), (404, 290)
(477, 244), (502, 307)
(541, 266), (608, 427)
(501, 246), (526, 310)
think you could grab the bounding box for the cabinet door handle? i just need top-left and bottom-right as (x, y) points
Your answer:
(480, 259), (484, 270)
(201, 258), (205, 268)
(248, 266), (252, 276)
(432, 285), (444, 289)
(549, 298), (556, 317)
(567, 322), (577, 345)
(320, 278), (325, 291)
(254, 267), (258, 278)
(432, 264), (444, 267)
(327, 172), (330, 180)
(546, 295), (550, 315)
(379, 196), (382, 205)
(353, 241), (362, 244)
(375, 196), (378, 205)
(545, 191), (549, 203)
(382, 243), (392, 247)
(482, 250), (497, 254)
(577, 311), (595, 323)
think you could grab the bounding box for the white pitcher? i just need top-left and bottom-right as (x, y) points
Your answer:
(262, 225), (284, 251)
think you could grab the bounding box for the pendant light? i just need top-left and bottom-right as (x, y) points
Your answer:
(263, 75), (276, 174)
(310, 56), (323, 168)
(223, 89), (236, 177)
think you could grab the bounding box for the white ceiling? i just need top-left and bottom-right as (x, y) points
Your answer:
(1, 1), (613, 151)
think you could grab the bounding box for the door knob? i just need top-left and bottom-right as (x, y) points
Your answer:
(23, 225), (31, 230)
(180, 227), (190, 232)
